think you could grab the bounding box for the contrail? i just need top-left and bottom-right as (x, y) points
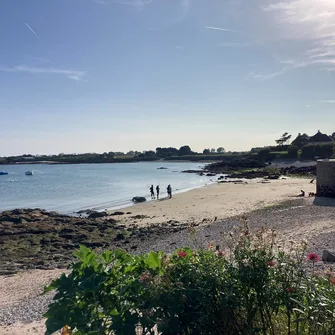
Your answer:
(25, 23), (40, 39)
(205, 26), (236, 32)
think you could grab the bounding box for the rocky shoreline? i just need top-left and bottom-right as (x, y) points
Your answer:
(0, 208), (196, 275)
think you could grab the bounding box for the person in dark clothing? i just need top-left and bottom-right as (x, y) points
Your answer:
(156, 185), (160, 199)
(150, 185), (155, 199)
(167, 184), (172, 199)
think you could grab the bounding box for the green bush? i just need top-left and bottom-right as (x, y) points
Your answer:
(301, 143), (334, 159)
(287, 145), (299, 159)
(45, 228), (335, 335)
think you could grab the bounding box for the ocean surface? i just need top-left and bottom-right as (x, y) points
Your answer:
(0, 162), (215, 214)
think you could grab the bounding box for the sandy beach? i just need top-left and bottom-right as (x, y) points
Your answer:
(1, 177), (332, 335)
(120, 178), (314, 227)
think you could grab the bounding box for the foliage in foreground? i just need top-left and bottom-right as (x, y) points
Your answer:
(44, 227), (335, 335)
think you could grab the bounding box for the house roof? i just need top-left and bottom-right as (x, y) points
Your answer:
(309, 130), (334, 143)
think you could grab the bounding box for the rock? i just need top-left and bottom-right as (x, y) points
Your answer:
(115, 233), (125, 241)
(110, 211), (125, 216)
(88, 211), (108, 219)
(157, 167), (168, 169)
(132, 196), (146, 203)
(206, 173), (216, 177)
(322, 250), (335, 262)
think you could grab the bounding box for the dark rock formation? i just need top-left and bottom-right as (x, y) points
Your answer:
(322, 250), (335, 262)
(132, 196), (147, 203)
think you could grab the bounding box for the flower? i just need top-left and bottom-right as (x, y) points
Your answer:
(177, 251), (188, 258)
(268, 261), (275, 267)
(286, 287), (295, 293)
(215, 250), (225, 257)
(140, 273), (150, 283)
(307, 253), (320, 262)
(208, 243), (214, 251)
(61, 326), (72, 335)
(330, 278), (335, 286)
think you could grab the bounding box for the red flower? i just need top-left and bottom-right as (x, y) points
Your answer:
(286, 287), (295, 293)
(244, 230), (250, 236)
(268, 261), (275, 267)
(177, 251), (188, 258)
(140, 273), (150, 283)
(330, 278), (335, 286)
(307, 253), (320, 262)
(216, 250), (225, 257)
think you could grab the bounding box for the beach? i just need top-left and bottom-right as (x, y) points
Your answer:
(1, 177), (335, 334)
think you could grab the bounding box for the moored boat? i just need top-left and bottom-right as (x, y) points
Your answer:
(0, 171), (8, 175)
(25, 170), (34, 176)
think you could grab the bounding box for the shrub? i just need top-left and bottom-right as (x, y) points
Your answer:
(45, 228), (335, 335)
(301, 143), (334, 159)
(287, 145), (299, 159)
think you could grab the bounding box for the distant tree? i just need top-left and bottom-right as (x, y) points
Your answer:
(178, 145), (192, 156)
(287, 145), (299, 159)
(258, 148), (271, 161)
(210, 148), (216, 153)
(126, 151), (135, 156)
(203, 149), (210, 155)
(156, 147), (179, 158)
(275, 132), (292, 146)
(331, 132), (335, 140)
(217, 147), (225, 154)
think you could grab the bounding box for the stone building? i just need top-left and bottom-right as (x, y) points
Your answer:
(316, 159), (335, 197)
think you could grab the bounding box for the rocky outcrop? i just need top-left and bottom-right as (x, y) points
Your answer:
(132, 196), (146, 203)
(322, 250), (335, 262)
(0, 208), (193, 275)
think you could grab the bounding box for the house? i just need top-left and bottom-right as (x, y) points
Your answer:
(291, 131), (334, 148)
(308, 130), (334, 144)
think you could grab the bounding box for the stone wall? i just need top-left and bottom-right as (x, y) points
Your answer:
(316, 160), (335, 197)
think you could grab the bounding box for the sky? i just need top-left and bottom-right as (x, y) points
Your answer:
(1, 0), (335, 156)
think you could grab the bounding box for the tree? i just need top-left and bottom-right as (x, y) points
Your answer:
(217, 147), (225, 154)
(331, 132), (335, 140)
(210, 148), (216, 153)
(287, 145), (299, 159)
(178, 145), (192, 156)
(275, 132), (292, 146)
(203, 149), (210, 155)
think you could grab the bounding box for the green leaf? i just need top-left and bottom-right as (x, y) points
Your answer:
(144, 252), (162, 270)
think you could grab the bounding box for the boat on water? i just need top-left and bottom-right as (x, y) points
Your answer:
(25, 170), (34, 176)
(0, 171), (8, 175)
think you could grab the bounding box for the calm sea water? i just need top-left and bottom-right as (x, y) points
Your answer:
(0, 162), (214, 214)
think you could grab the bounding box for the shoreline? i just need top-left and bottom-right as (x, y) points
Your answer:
(1, 177), (331, 335)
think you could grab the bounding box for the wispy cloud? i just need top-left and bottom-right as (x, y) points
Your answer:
(0, 65), (86, 81)
(260, 0), (335, 75)
(319, 100), (335, 104)
(113, 0), (152, 7)
(25, 23), (40, 40)
(205, 26), (236, 33)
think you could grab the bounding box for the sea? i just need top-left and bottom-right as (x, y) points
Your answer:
(0, 162), (215, 214)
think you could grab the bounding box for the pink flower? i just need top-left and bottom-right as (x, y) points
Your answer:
(330, 278), (335, 286)
(140, 273), (150, 283)
(307, 253), (320, 262)
(177, 251), (188, 258)
(268, 261), (275, 267)
(286, 287), (295, 293)
(215, 250), (225, 257)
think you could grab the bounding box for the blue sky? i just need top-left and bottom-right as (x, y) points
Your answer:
(1, 0), (335, 156)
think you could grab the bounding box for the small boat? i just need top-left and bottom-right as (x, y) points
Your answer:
(0, 171), (8, 175)
(25, 170), (34, 176)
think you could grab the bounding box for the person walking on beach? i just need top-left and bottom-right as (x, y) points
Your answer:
(167, 184), (172, 199)
(150, 185), (155, 199)
(156, 185), (160, 199)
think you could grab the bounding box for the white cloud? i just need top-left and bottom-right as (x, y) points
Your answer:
(258, 0), (335, 76)
(0, 65), (86, 81)
(205, 26), (236, 32)
(113, 0), (152, 7)
(319, 100), (335, 104)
